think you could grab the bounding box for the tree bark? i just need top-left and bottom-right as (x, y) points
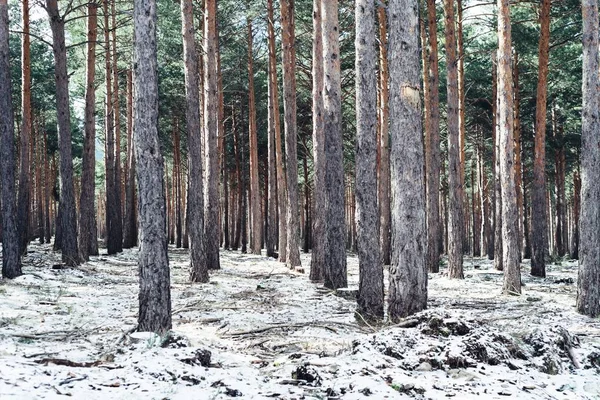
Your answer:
(265, 0), (278, 258)
(310, 0), (325, 280)
(355, 0), (383, 320)
(47, 0), (80, 266)
(247, 18), (261, 255)
(513, 51), (523, 259)
(321, 0), (346, 286)
(123, 69), (137, 248)
(0, 0), (21, 278)
(531, 0), (551, 277)
(377, 3), (392, 267)
(577, 0), (600, 317)
(443, 0), (463, 279)
(111, 0), (123, 252)
(103, 0), (119, 255)
(134, 0), (171, 333)
(266, 0), (287, 263)
(280, 0), (302, 269)
(497, 0), (521, 294)
(571, 169), (580, 259)
(204, 0), (220, 269)
(18, 0), (31, 255)
(173, 120), (182, 248)
(425, 0), (441, 273)
(182, 0), (207, 282)
(78, 2), (99, 261)
(388, 0), (427, 320)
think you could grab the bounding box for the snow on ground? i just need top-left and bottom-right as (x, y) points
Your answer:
(0, 243), (599, 399)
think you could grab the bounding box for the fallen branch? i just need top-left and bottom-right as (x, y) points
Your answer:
(59, 374), (88, 386)
(224, 321), (365, 337)
(35, 358), (103, 368)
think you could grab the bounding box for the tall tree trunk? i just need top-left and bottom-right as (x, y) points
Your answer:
(266, 0), (279, 258)
(111, 0), (123, 251)
(247, 18), (261, 255)
(310, 0), (325, 280)
(457, 0), (467, 254)
(79, 2), (99, 261)
(377, 3), (392, 267)
(182, 0), (207, 282)
(133, 0), (171, 333)
(553, 107), (567, 257)
(492, 57), (503, 270)
(472, 149), (481, 256)
(280, 0), (302, 269)
(497, 0), (521, 294)
(18, 0), (31, 255)
(425, 0), (441, 273)
(36, 122), (44, 242)
(577, 0), (600, 316)
(266, 1), (287, 262)
(513, 51), (523, 259)
(123, 69), (137, 248)
(531, 0), (551, 277)
(103, 0), (119, 255)
(44, 130), (51, 244)
(302, 147), (310, 253)
(321, 0), (346, 286)
(355, 0), (383, 320)
(444, 0), (463, 278)
(204, 0), (220, 269)
(0, 0), (21, 278)
(571, 169), (580, 259)
(173, 120), (182, 248)
(47, 0), (80, 266)
(388, 0), (427, 320)
(233, 105), (242, 251)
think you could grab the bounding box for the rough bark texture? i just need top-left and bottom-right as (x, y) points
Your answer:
(182, 0), (207, 283)
(387, 0), (427, 320)
(494, 73), (503, 271)
(377, 3), (391, 267)
(513, 52), (523, 259)
(266, 0), (287, 262)
(110, 0), (123, 252)
(79, 2), (99, 261)
(280, 0), (302, 269)
(18, 0), (31, 255)
(443, 0), (463, 279)
(321, 0), (346, 287)
(571, 170), (580, 259)
(123, 69), (138, 249)
(247, 19), (261, 255)
(266, 0), (279, 259)
(425, 0), (441, 273)
(497, 0), (521, 294)
(203, 0), (220, 269)
(47, 0), (80, 266)
(103, 0), (119, 255)
(531, 0), (551, 277)
(133, 0), (172, 333)
(0, 0), (21, 278)
(309, 0), (325, 280)
(355, 0), (383, 320)
(577, 0), (600, 317)
(553, 108), (567, 257)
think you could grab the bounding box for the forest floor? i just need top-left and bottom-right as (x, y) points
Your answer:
(0, 243), (599, 399)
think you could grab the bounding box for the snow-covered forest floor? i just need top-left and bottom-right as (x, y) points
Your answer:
(1, 243), (599, 399)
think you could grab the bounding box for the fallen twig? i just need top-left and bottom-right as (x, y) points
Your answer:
(59, 374), (88, 386)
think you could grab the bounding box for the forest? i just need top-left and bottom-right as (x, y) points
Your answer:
(0, 0), (600, 398)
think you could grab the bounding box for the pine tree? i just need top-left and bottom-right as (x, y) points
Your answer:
(134, 0), (172, 333)
(388, 0), (427, 320)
